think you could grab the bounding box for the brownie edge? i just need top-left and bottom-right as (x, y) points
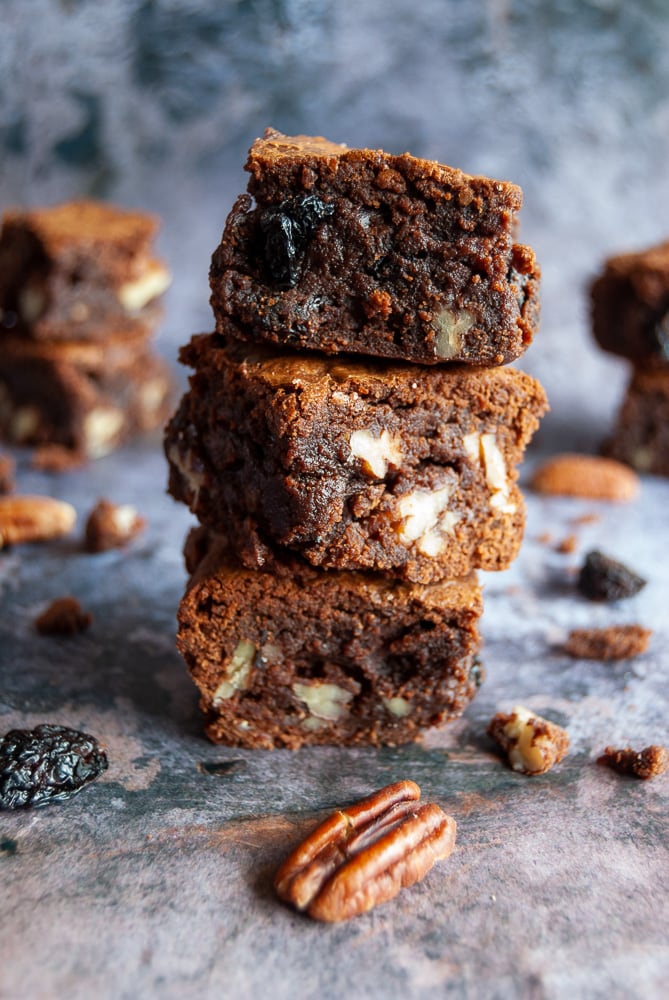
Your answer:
(177, 535), (483, 750)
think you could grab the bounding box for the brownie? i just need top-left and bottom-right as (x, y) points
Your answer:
(604, 367), (669, 475)
(0, 453), (15, 494)
(0, 199), (170, 342)
(0, 333), (172, 459)
(591, 238), (669, 366)
(177, 532), (483, 749)
(166, 333), (547, 583)
(209, 129), (540, 366)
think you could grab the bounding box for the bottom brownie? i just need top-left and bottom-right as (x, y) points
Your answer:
(604, 367), (669, 476)
(0, 334), (172, 459)
(177, 530), (483, 749)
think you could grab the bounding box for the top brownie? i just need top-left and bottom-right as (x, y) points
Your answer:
(591, 238), (669, 366)
(0, 199), (171, 341)
(210, 129), (540, 366)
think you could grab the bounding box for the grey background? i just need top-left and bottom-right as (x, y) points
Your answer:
(3, 0), (669, 443)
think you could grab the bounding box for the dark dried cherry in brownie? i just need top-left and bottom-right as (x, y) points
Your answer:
(210, 129), (540, 366)
(591, 239), (669, 366)
(165, 333), (547, 584)
(177, 532), (483, 749)
(0, 199), (170, 343)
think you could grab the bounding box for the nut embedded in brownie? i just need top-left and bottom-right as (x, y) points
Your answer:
(177, 533), (483, 749)
(210, 128), (540, 366)
(165, 333), (547, 584)
(0, 199), (171, 343)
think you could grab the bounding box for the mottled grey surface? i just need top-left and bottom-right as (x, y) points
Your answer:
(1, 3), (669, 997)
(0, 442), (668, 1000)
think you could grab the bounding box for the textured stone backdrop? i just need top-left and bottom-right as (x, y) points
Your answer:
(2, 0), (669, 442)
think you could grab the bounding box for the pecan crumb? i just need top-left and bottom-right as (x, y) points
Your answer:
(564, 625), (651, 660)
(0, 454), (15, 495)
(35, 597), (92, 636)
(274, 780), (456, 922)
(84, 499), (146, 553)
(487, 705), (569, 775)
(555, 533), (578, 554)
(577, 550), (646, 602)
(598, 745), (668, 780)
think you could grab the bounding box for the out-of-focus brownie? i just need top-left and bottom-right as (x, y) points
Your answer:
(591, 239), (669, 366)
(210, 129), (540, 366)
(0, 199), (170, 342)
(177, 532), (483, 749)
(0, 333), (172, 459)
(604, 367), (669, 475)
(166, 333), (547, 584)
(0, 453), (15, 494)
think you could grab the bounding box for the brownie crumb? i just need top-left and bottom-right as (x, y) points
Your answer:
(555, 533), (578, 554)
(564, 625), (651, 660)
(0, 454), (15, 494)
(31, 445), (86, 473)
(597, 745), (669, 780)
(529, 453), (639, 501)
(35, 597), (92, 636)
(84, 499), (146, 553)
(577, 550), (646, 602)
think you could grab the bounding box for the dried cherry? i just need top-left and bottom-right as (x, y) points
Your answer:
(260, 193), (334, 288)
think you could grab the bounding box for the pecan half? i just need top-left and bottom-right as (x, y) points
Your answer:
(274, 780), (456, 922)
(0, 495), (76, 548)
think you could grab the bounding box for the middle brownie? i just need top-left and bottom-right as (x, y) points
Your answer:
(166, 333), (547, 584)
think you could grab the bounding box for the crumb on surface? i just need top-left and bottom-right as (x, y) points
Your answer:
(555, 533), (578, 554)
(84, 498), (146, 553)
(30, 445), (86, 473)
(536, 531), (553, 545)
(564, 624), (651, 661)
(487, 705), (569, 775)
(0, 454), (15, 494)
(597, 745), (668, 780)
(34, 596), (92, 636)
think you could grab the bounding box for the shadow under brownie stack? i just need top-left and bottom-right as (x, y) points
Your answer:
(0, 200), (173, 462)
(166, 129), (547, 749)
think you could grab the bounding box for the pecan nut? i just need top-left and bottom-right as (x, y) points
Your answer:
(274, 780), (456, 922)
(0, 495), (77, 548)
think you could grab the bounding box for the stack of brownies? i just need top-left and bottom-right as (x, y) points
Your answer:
(0, 200), (173, 462)
(166, 129), (547, 749)
(591, 238), (669, 476)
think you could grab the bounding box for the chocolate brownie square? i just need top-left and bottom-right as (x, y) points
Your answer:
(604, 367), (669, 475)
(210, 129), (540, 366)
(177, 531), (483, 749)
(591, 239), (669, 365)
(0, 200), (170, 342)
(166, 333), (547, 583)
(0, 332), (172, 459)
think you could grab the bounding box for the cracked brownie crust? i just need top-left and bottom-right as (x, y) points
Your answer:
(165, 333), (547, 583)
(210, 129), (540, 366)
(177, 531), (483, 749)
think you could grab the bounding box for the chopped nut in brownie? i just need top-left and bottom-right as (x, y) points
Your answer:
(577, 550), (647, 602)
(564, 625), (651, 660)
(35, 597), (92, 636)
(597, 745), (668, 780)
(84, 498), (146, 553)
(487, 705), (569, 775)
(0, 453), (15, 494)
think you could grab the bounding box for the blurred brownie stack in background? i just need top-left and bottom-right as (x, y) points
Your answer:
(166, 129), (547, 749)
(0, 200), (173, 463)
(592, 239), (669, 476)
